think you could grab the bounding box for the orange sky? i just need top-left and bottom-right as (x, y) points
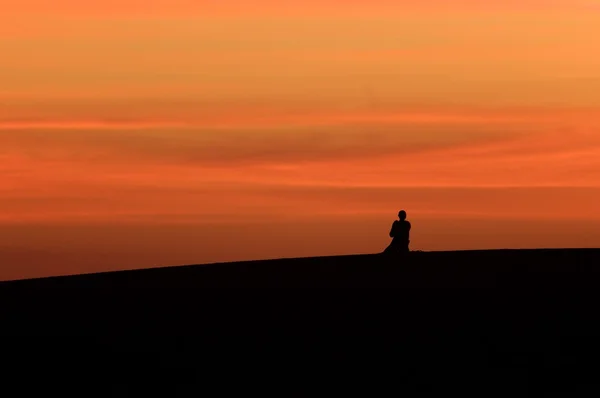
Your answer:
(1, 1), (600, 281)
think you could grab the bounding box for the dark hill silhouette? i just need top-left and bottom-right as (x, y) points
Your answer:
(3, 248), (600, 288)
(2, 249), (600, 396)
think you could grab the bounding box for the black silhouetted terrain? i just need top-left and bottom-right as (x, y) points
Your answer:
(2, 249), (600, 397)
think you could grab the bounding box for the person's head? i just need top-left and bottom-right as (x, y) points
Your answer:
(398, 210), (407, 221)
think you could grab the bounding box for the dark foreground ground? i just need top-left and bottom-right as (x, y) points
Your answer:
(2, 249), (600, 397)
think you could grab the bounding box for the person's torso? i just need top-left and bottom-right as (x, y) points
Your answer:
(394, 220), (411, 240)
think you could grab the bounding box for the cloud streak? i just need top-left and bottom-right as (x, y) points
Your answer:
(1, 107), (599, 228)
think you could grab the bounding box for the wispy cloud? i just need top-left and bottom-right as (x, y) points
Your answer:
(1, 105), (599, 229)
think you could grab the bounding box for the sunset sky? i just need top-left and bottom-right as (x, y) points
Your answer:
(2, 1), (600, 280)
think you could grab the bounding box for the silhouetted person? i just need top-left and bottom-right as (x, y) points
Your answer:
(384, 210), (411, 255)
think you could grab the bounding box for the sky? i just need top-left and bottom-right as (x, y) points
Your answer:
(1, 1), (600, 280)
